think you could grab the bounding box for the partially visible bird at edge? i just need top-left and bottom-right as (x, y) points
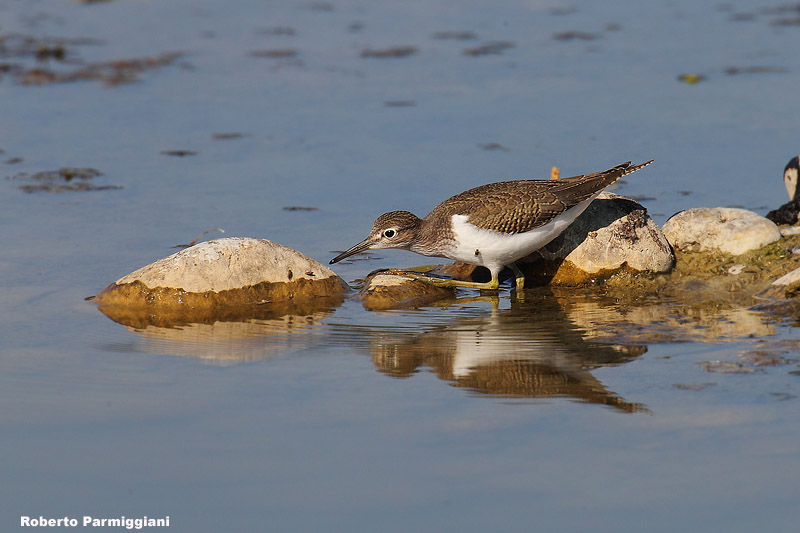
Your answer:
(766, 156), (800, 226)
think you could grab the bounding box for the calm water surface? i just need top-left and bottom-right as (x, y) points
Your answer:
(2, 0), (799, 531)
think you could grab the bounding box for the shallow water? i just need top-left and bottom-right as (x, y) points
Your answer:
(2, 0), (800, 531)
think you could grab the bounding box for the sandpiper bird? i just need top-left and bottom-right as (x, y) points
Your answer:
(330, 160), (653, 290)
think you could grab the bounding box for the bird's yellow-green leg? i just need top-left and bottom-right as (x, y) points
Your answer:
(399, 270), (501, 290)
(510, 262), (525, 291)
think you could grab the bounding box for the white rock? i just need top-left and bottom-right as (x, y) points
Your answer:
(95, 237), (349, 313)
(113, 237), (339, 292)
(662, 207), (780, 256)
(535, 193), (674, 278)
(727, 264), (746, 275)
(780, 226), (800, 237)
(770, 266), (800, 287)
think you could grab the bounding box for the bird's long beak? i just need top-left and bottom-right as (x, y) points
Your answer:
(330, 239), (372, 264)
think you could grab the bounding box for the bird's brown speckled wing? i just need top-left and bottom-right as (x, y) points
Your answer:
(425, 161), (651, 234)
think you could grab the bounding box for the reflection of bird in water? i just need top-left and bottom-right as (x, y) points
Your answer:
(370, 294), (648, 413)
(766, 156), (800, 225)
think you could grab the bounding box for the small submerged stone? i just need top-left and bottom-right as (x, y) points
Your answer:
(95, 238), (349, 321)
(358, 269), (455, 310)
(663, 207), (780, 256)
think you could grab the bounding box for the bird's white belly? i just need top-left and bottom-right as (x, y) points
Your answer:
(447, 196), (596, 270)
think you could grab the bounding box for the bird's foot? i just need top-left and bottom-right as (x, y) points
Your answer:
(397, 269), (501, 291)
(509, 263), (526, 291)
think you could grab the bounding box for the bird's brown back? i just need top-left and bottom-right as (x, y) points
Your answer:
(423, 161), (651, 234)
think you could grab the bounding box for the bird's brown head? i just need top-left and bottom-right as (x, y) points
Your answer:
(330, 211), (422, 264)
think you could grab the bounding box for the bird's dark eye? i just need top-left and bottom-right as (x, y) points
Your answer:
(383, 229), (396, 238)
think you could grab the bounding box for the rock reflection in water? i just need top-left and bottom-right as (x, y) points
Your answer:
(370, 295), (649, 413)
(96, 296), (345, 363)
(552, 289), (776, 344)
